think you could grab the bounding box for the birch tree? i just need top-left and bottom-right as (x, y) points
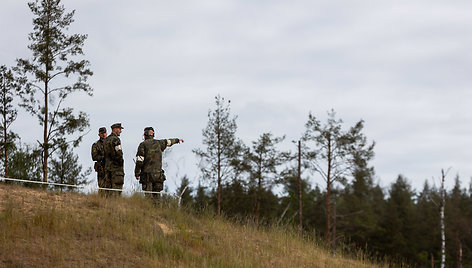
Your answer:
(440, 169), (446, 268)
(425, 169), (450, 268)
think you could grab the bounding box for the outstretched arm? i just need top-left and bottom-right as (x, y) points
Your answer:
(165, 138), (184, 147)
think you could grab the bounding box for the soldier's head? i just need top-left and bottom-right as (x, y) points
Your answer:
(144, 127), (154, 139)
(98, 127), (107, 139)
(111, 123), (124, 136)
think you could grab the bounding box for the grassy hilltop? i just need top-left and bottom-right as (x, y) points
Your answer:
(0, 183), (383, 267)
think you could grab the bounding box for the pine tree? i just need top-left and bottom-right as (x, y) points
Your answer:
(465, 179), (472, 267)
(336, 119), (377, 250)
(194, 182), (211, 211)
(0, 65), (20, 178)
(220, 179), (252, 218)
(8, 142), (42, 183)
(49, 142), (90, 192)
(16, 0), (92, 182)
(279, 167), (322, 232)
(193, 95), (239, 215)
(303, 109), (374, 248)
(336, 167), (379, 250)
(380, 175), (416, 261)
(229, 140), (250, 183)
(247, 132), (285, 219)
(176, 175), (194, 207)
(414, 180), (441, 265)
(446, 175), (470, 267)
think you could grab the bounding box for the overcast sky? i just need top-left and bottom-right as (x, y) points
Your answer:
(2, 0), (472, 194)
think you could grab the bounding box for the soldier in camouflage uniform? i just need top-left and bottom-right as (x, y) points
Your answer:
(134, 127), (183, 200)
(91, 127), (108, 196)
(104, 123), (125, 196)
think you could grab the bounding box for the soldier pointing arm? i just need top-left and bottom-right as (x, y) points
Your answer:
(134, 126), (184, 199)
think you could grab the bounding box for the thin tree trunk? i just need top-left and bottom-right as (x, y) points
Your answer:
(3, 113), (6, 178)
(2, 84), (7, 178)
(256, 161), (262, 219)
(43, 13), (51, 183)
(256, 181), (261, 219)
(43, 76), (48, 182)
(217, 132), (221, 216)
(332, 201), (336, 252)
(298, 140), (302, 235)
(326, 178), (331, 248)
(326, 140), (332, 249)
(278, 202), (291, 225)
(440, 169), (446, 268)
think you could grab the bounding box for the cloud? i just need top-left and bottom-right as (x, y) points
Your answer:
(2, 0), (472, 192)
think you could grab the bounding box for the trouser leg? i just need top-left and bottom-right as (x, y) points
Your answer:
(141, 181), (153, 198)
(152, 181), (164, 199)
(110, 172), (124, 197)
(102, 171), (112, 197)
(97, 170), (106, 196)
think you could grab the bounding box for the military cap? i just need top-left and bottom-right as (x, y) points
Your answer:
(98, 127), (107, 133)
(144, 127), (154, 132)
(111, 123), (124, 129)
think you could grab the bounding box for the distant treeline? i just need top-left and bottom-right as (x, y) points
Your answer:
(178, 173), (472, 267)
(184, 95), (471, 267)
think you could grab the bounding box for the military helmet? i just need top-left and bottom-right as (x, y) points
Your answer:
(98, 127), (107, 133)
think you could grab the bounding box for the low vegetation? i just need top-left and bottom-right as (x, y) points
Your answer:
(0, 183), (386, 267)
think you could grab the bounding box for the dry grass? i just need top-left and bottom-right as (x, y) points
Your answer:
(0, 183), (385, 267)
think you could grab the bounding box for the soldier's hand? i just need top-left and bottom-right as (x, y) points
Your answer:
(179, 139), (184, 143)
(135, 176), (139, 181)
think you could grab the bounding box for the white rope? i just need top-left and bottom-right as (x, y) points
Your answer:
(0, 176), (178, 198)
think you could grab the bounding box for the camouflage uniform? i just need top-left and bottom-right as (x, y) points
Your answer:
(91, 136), (107, 195)
(134, 135), (180, 198)
(104, 128), (124, 195)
